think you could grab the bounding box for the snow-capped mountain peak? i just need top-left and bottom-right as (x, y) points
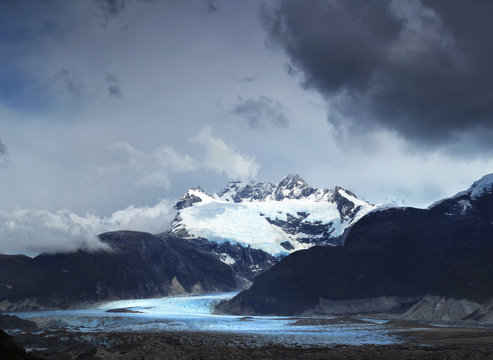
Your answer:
(171, 175), (377, 256)
(273, 174), (314, 201)
(427, 173), (493, 217)
(216, 180), (276, 203)
(467, 173), (493, 200)
(174, 187), (214, 210)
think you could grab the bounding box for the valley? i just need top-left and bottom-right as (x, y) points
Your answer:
(2, 174), (493, 359)
(3, 292), (493, 359)
(3, 1), (493, 358)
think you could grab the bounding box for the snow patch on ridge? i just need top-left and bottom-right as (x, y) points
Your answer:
(187, 188), (215, 203)
(458, 199), (472, 213)
(218, 253), (236, 265)
(428, 173), (493, 210)
(469, 174), (493, 200)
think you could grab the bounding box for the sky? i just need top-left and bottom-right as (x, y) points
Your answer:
(1, 0), (493, 255)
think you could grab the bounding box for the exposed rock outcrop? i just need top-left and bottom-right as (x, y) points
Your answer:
(402, 296), (493, 325)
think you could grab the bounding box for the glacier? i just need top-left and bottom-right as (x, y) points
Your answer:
(171, 174), (377, 256)
(9, 292), (402, 346)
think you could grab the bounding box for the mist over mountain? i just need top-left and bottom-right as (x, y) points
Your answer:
(0, 231), (237, 311)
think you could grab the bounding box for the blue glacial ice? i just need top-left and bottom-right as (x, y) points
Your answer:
(9, 292), (402, 347)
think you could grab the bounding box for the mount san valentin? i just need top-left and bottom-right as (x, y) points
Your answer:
(171, 174), (376, 257)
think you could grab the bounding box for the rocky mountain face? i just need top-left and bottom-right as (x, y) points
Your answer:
(217, 175), (493, 317)
(432, 245), (493, 304)
(171, 174), (376, 256)
(176, 237), (278, 289)
(0, 231), (238, 311)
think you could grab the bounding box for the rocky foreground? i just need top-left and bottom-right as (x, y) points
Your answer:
(2, 321), (493, 360)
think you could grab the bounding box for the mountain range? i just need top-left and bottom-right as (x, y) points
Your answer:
(0, 174), (372, 310)
(168, 173), (376, 285)
(1, 173), (493, 324)
(171, 174), (376, 255)
(217, 174), (493, 323)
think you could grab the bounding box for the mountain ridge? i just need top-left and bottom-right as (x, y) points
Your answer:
(171, 174), (376, 256)
(0, 231), (238, 311)
(217, 174), (493, 316)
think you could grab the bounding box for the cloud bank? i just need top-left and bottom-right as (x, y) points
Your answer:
(0, 199), (175, 257)
(0, 125), (260, 256)
(262, 0), (493, 150)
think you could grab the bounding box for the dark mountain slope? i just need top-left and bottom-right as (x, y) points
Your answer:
(0, 329), (39, 360)
(179, 237), (278, 287)
(0, 231), (236, 310)
(402, 245), (493, 325)
(218, 176), (493, 315)
(432, 245), (493, 303)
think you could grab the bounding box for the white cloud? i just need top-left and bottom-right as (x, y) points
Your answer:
(0, 124), (261, 256)
(94, 141), (198, 190)
(0, 199), (175, 257)
(92, 127), (259, 189)
(192, 126), (260, 180)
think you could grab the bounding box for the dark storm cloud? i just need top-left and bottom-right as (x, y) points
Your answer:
(262, 0), (493, 147)
(105, 72), (122, 98)
(232, 96), (289, 130)
(55, 68), (84, 98)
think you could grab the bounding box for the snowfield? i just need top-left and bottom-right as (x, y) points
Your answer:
(171, 175), (377, 256)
